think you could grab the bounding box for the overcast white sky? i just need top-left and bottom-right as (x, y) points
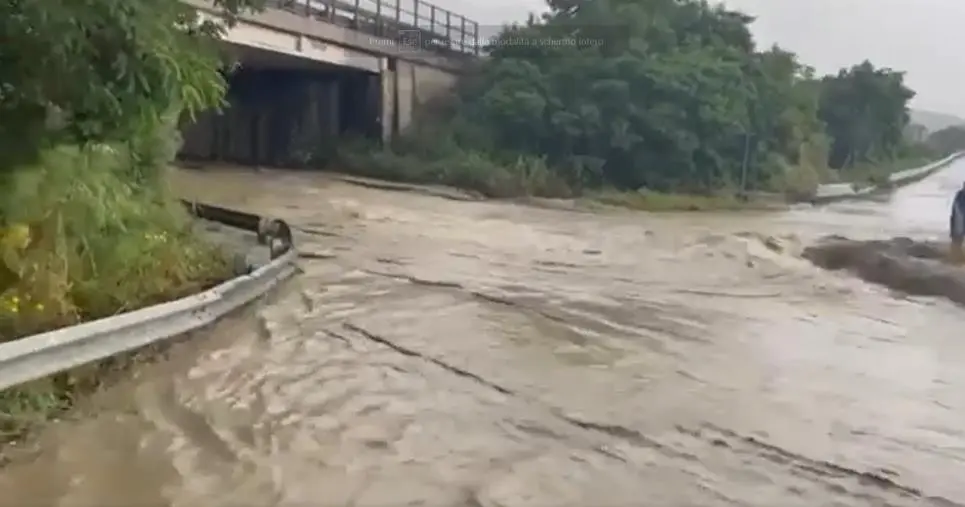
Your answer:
(431, 0), (965, 117)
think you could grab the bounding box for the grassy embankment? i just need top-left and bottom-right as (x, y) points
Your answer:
(0, 145), (233, 457)
(331, 139), (805, 212)
(331, 138), (942, 211)
(332, 141), (843, 211)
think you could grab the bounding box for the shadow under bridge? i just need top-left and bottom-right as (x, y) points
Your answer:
(178, 44), (381, 168)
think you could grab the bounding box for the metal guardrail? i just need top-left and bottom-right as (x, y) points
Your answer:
(0, 203), (299, 392)
(269, 0), (480, 56)
(887, 153), (963, 183)
(182, 200), (262, 231)
(812, 152), (965, 202)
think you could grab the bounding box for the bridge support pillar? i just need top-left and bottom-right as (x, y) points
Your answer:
(380, 58), (395, 144)
(379, 57), (418, 143)
(396, 60), (414, 133)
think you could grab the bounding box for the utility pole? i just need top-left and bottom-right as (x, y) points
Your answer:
(739, 82), (757, 201)
(739, 131), (751, 199)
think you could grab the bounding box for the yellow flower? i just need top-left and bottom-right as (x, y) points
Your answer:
(2, 224), (31, 251)
(143, 232), (170, 243)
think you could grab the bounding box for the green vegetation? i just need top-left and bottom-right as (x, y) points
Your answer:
(0, 0), (952, 445)
(336, 0), (937, 207)
(0, 0), (261, 447)
(584, 188), (779, 212)
(926, 125), (965, 157)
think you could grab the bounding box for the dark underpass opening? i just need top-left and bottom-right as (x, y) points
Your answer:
(178, 57), (380, 168)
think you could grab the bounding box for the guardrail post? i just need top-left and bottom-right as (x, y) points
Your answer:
(375, 0), (383, 36)
(473, 21), (479, 54)
(395, 0), (401, 25)
(445, 10), (451, 49)
(327, 0), (335, 20)
(353, 0), (360, 28)
(460, 17), (466, 52)
(413, 0), (419, 31)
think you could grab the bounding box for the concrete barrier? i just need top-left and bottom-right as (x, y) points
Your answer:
(811, 152), (965, 203)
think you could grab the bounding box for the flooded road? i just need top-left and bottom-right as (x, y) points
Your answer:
(4, 163), (965, 506)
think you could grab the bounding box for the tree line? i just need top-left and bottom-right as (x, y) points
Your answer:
(0, 0), (937, 202)
(375, 0), (930, 198)
(926, 125), (965, 156)
(0, 0), (946, 337)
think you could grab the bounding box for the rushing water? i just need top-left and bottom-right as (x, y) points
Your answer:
(3, 164), (965, 506)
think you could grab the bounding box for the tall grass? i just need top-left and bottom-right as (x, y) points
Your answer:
(336, 139), (574, 199)
(325, 120), (814, 210)
(0, 144), (232, 447)
(0, 145), (231, 338)
(778, 163), (823, 201)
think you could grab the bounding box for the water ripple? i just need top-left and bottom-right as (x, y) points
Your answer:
(5, 163), (965, 506)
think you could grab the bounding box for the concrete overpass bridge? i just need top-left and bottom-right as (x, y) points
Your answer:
(178, 0), (477, 167)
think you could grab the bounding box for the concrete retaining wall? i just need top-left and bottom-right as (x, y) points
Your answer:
(389, 59), (459, 137)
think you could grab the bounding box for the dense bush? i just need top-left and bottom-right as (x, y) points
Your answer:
(0, 0), (261, 440)
(0, 146), (232, 338)
(342, 0), (927, 203)
(0, 0), (262, 339)
(337, 136), (573, 198)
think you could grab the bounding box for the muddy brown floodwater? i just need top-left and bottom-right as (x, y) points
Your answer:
(4, 163), (965, 506)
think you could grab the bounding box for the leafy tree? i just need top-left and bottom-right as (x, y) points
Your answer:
(927, 125), (965, 156)
(0, 0), (263, 172)
(353, 0), (925, 198)
(430, 0), (841, 194)
(817, 61), (915, 169)
(0, 0), (264, 339)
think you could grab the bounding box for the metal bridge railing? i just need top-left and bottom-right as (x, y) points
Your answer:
(268, 0), (481, 56)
